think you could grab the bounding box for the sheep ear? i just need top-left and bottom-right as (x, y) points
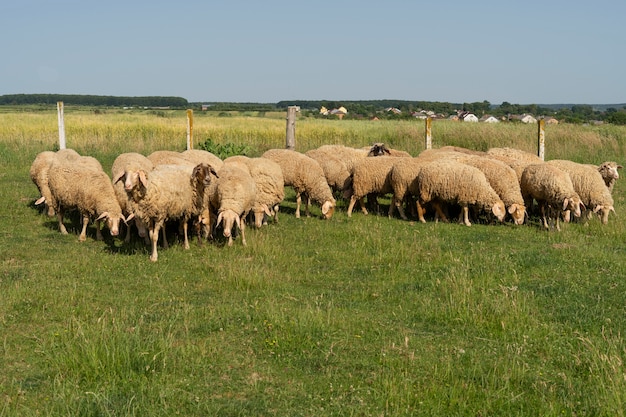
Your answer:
(618, 165), (623, 169)
(562, 198), (570, 211)
(96, 212), (109, 221)
(610, 206), (616, 216)
(216, 212), (223, 228)
(235, 215), (241, 230)
(112, 170), (125, 183)
(210, 166), (219, 178)
(261, 204), (272, 216)
(35, 196), (46, 205)
(579, 201), (586, 211)
(138, 170), (148, 188)
(126, 212), (135, 222)
(507, 203), (517, 214)
(593, 205), (602, 214)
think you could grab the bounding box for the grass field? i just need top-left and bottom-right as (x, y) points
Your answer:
(1, 108), (626, 416)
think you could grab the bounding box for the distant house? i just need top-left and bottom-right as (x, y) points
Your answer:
(329, 106), (347, 119)
(319, 106), (329, 116)
(479, 115), (500, 123)
(385, 107), (402, 115)
(519, 114), (537, 124)
(459, 111), (478, 122)
(544, 117), (559, 125)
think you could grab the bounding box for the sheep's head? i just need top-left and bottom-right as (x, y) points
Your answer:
(321, 200), (335, 219)
(192, 163), (219, 189)
(507, 203), (526, 225)
(216, 209), (240, 241)
(367, 143), (391, 157)
(96, 212), (121, 237)
(593, 204), (616, 225)
(491, 200), (506, 222)
(563, 196), (584, 218)
(598, 161), (622, 180)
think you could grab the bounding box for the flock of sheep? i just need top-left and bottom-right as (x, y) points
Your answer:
(30, 142), (621, 261)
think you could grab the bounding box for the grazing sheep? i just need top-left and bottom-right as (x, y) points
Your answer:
(181, 149), (224, 170)
(147, 150), (197, 168)
(416, 159), (506, 227)
(305, 148), (353, 199)
(262, 149), (335, 219)
(347, 156), (404, 217)
(47, 155), (123, 241)
(520, 163), (584, 231)
(30, 149), (81, 215)
(204, 164), (256, 246)
(389, 157), (432, 220)
(223, 155), (285, 228)
(438, 146), (487, 156)
(367, 143), (412, 158)
(546, 159), (615, 224)
(111, 152), (154, 242)
(459, 155), (526, 225)
(313, 144), (368, 173)
(125, 163), (215, 261)
(487, 147), (543, 163)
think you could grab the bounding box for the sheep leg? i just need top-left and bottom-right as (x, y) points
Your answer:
(417, 200), (427, 223)
(295, 193), (302, 218)
(149, 221), (163, 262)
(79, 214), (90, 242)
(124, 220), (132, 243)
(347, 195), (364, 217)
(432, 201), (449, 223)
(540, 203), (550, 229)
(461, 205), (472, 226)
(95, 218), (104, 241)
(305, 195), (311, 217)
(240, 218), (247, 246)
(57, 208), (68, 235)
(182, 219), (190, 249)
(161, 226), (169, 249)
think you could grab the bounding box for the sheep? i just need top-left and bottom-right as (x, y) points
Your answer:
(594, 161), (622, 193)
(30, 149), (81, 216)
(520, 163), (584, 231)
(313, 144), (368, 173)
(486, 147), (543, 163)
(367, 143), (412, 158)
(223, 155), (285, 228)
(305, 148), (353, 199)
(124, 163), (216, 261)
(181, 149), (224, 170)
(437, 145), (487, 156)
(389, 157), (432, 220)
(458, 155), (526, 225)
(261, 149), (336, 219)
(147, 150), (197, 167)
(204, 163), (256, 246)
(111, 152), (154, 242)
(346, 156), (405, 217)
(546, 159), (615, 224)
(47, 155), (123, 241)
(416, 159), (506, 227)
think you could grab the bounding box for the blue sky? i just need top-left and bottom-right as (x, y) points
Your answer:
(2, 0), (625, 104)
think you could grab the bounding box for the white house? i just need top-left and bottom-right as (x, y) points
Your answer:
(480, 115), (500, 123)
(460, 112), (479, 122)
(519, 114), (537, 124)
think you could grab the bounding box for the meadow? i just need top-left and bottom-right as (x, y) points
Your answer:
(1, 108), (626, 416)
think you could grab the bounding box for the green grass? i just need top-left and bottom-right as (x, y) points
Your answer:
(1, 110), (626, 416)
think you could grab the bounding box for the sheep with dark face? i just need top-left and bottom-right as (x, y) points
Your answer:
(367, 142), (412, 158)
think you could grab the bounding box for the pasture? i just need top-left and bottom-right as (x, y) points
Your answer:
(1, 108), (626, 416)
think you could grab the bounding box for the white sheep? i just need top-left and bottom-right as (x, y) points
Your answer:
(111, 152), (154, 242)
(223, 155), (284, 228)
(459, 155), (526, 225)
(305, 148), (353, 199)
(347, 156), (405, 217)
(147, 150), (197, 167)
(389, 157), (432, 220)
(204, 163), (256, 246)
(313, 144), (368, 173)
(546, 159), (615, 224)
(486, 147), (543, 163)
(30, 149), (81, 215)
(520, 163), (584, 231)
(416, 159), (506, 226)
(47, 155), (123, 241)
(181, 149), (224, 170)
(595, 161), (622, 193)
(124, 163), (214, 261)
(261, 149), (336, 219)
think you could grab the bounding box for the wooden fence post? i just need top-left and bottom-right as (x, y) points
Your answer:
(537, 119), (545, 161)
(285, 106), (299, 150)
(425, 117), (432, 149)
(57, 101), (66, 150)
(186, 109), (194, 150)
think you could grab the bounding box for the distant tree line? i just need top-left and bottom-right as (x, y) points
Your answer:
(0, 94), (188, 108)
(2, 94), (625, 124)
